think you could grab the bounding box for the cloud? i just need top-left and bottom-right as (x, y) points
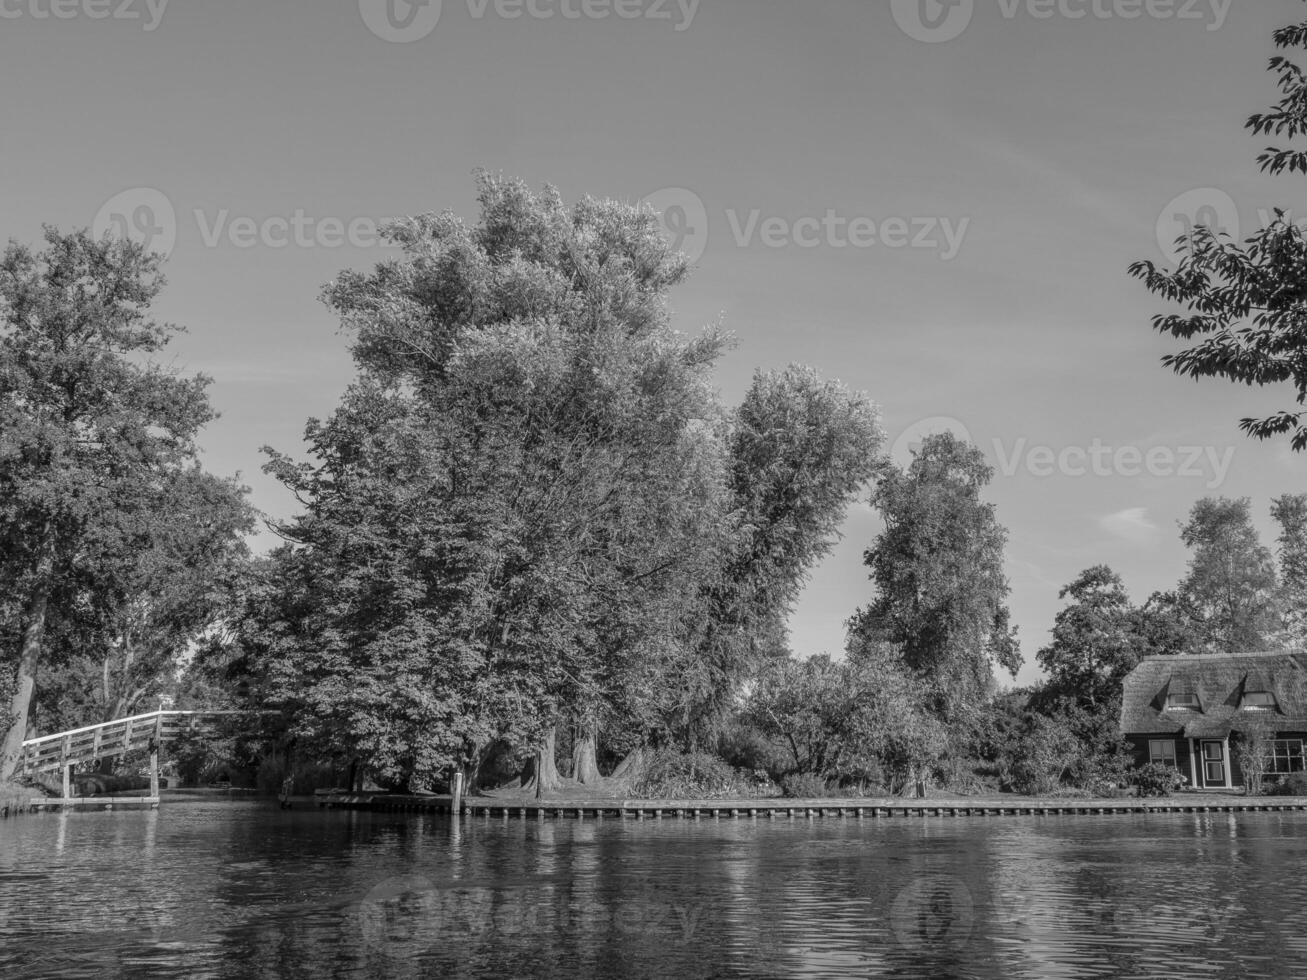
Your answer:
(1098, 507), (1158, 546)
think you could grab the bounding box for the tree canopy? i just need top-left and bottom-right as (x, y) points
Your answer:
(851, 432), (1021, 723)
(0, 228), (251, 781)
(1129, 4), (1307, 449)
(245, 174), (883, 790)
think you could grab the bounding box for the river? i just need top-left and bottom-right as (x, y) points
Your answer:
(2, 801), (1305, 979)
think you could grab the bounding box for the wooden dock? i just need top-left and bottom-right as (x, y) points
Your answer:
(27, 796), (160, 811)
(312, 794), (1307, 819)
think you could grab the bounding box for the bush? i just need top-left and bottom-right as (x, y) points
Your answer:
(1267, 771), (1307, 796)
(1132, 763), (1186, 797)
(781, 773), (836, 799)
(630, 751), (765, 800)
(716, 721), (791, 783)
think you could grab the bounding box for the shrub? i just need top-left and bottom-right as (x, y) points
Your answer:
(630, 751), (763, 800)
(781, 773), (836, 799)
(1132, 763), (1186, 797)
(1267, 771), (1307, 796)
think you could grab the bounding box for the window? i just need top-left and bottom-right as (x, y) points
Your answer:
(1166, 693), (1200, 711)
(1149, 740), (1178, 767)
(1269, 740), (1305, 775)
(1242, 691), (1277, 711)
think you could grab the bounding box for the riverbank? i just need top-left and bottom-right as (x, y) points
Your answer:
(305, 790), (1307, 819)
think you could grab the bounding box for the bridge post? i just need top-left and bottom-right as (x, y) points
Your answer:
(61, 761), (71, 801)
(149, 715), (162, 799)
(452, 771), (464, 817)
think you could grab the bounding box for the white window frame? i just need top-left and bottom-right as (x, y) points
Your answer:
(1149, 739), (1178, 767)
(1268, 739), (1305, 775)
(1242, 691), (1277, 711)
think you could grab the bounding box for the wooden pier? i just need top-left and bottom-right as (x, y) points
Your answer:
(312, 794), (1307, 819)
(18, 709), (271, 812)
(26, 797), (161, 812)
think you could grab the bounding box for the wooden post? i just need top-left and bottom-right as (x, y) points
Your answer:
(451, 771), (464, 817)
(62, 761), (71, 801)
(150, 715), (162, 800)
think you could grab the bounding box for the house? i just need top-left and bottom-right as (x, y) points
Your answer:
(1119, 651), (1307, 790)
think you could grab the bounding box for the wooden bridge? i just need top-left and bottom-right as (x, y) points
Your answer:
(20, 709), (268, 809)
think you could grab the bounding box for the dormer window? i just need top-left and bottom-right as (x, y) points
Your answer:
(1166, 692), (1200, 711)
(1242, 691), (1277, 711)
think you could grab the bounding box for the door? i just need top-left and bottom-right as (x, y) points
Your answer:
(1201, 740), (1227, 787)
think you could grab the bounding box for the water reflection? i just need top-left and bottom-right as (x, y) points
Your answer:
(3, 804), (1307, 979)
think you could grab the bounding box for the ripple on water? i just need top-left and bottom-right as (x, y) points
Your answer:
(3, 806), (1307, 979)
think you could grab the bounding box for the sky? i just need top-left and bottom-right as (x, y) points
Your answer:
(2, 0), (1305, 687)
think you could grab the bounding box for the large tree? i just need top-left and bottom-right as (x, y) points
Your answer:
(1036, 565), (1140, 711)
(250, 176), (883, 793)
(1272, 493), (1307, 649)
(1129, 3), (1307, 449)
(256, 185), (730, 788)
(1175, 497), (1279, 653)
(34, 465), (253, 735)
(851, 432), (1021, 722)
(0, 228), (239, 781)
(652, 365), (883, 748)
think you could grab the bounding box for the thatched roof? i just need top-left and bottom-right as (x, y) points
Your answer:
(1119, 651), (1307, 737)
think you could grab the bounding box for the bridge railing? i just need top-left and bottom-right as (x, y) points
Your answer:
(19, 710), (267, 775)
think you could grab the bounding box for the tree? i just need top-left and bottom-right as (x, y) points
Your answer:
(251, 175), (884, 794)
(34, 466), (253, 736)
(1037, 566), (1140, 710)
(851, 432), (1021, 722)
(1272, 493), (1307, 649)
(743, 645), (943, 795)
(1175, 497), (1279, 652)
(0, 228), (228, 782)
(1129, 4), (1307, 449)
(1234, 714), (1276, 796)
(1132, 590), (1202, 657)
(655, 366), (884, 747)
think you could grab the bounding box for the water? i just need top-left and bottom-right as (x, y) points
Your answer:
(2, 802), (1306, 979)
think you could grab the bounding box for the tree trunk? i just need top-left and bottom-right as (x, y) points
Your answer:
(608, 745), (649, 792)
(0, 578), (51, 784)
(521, 727), (563, 800)
(571, 726), (601, 785)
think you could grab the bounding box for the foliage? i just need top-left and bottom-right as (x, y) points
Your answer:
(1132, 590), (1201, 657)
(1132, 762), (1187, 798)
(851, 432), (1021, 723)
(0, 228), (244, 781)
(1176, 497), (1279, 652)
(1006, 713), (1084, 796)
(669, 367), (883, 744)
(1272, 494), (1307, 649)
(1268, 770), (1307, 796)
(628, 750), (766, 799)
(743, 645), (944, 795)
(1235, 715), (1277, 796)
(1037, 566), (1140, 710)
(247, 174), (883, 788)
(249, 175), (736, 784)
(780, 773), (839, 799)
(1128, 4), (1307, 449)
